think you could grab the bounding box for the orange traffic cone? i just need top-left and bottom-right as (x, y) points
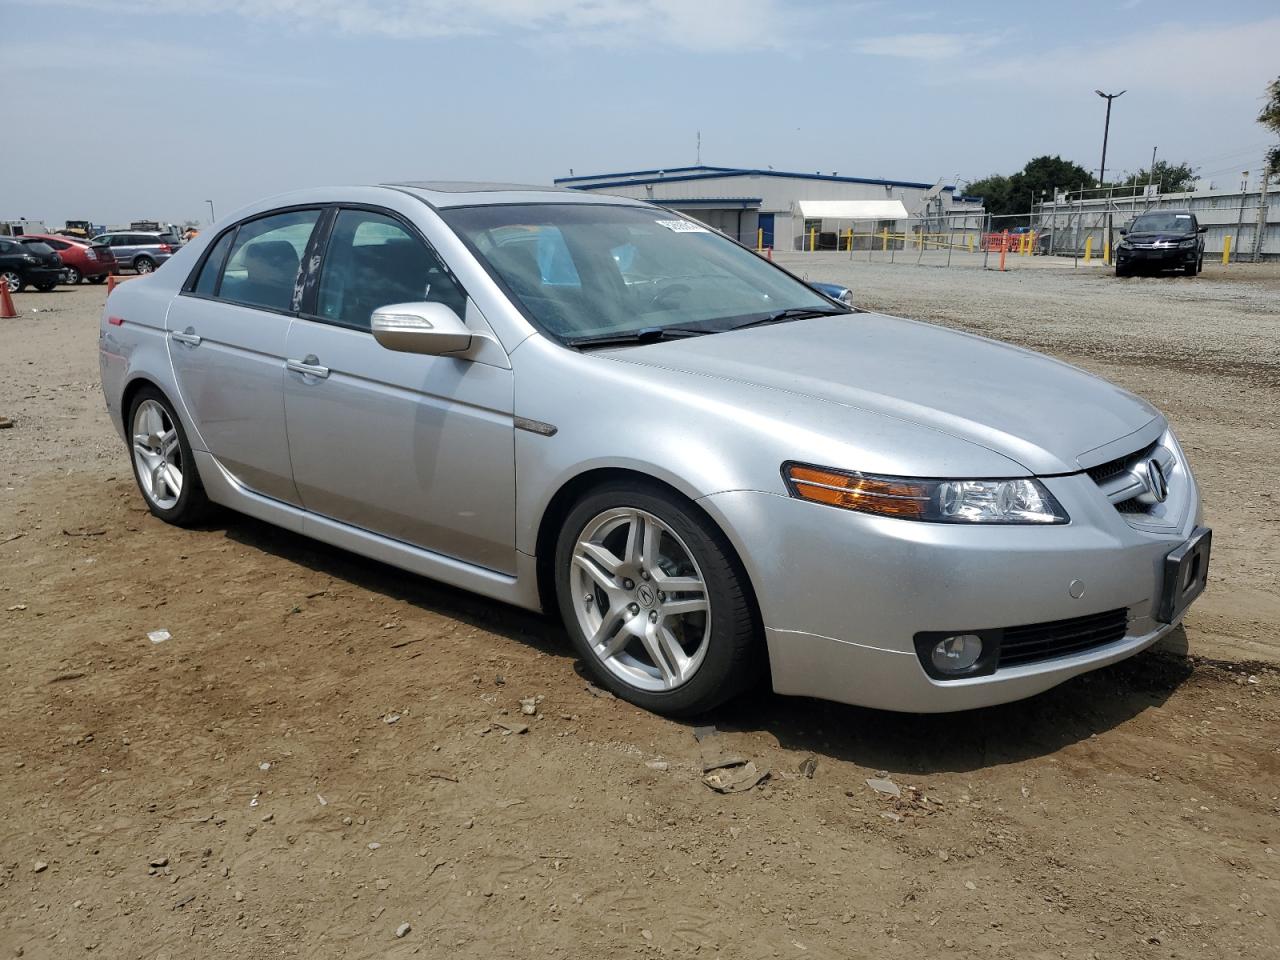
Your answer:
(0, 280), (17, 319)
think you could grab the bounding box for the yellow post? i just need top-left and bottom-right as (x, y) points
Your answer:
(757, 227), (763, 251)
(846, 228), (852, 250)
(1084, 235), (1093, 263)
(1028, 230), (1036, 255)
(1222, 235), (1232, 264)
(809, 227), (815, 252)
(967, 234), (974, 253)
(1103, 238), (1111, 264)
(881, 228), (889, 252)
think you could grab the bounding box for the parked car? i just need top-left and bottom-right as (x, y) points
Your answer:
(91, 231), (178, 275)
(17, 234), (114, 285)
(0, 236), (64, 292)
(100, 184), (1208, 716)
(1115, 210), (1207, 277)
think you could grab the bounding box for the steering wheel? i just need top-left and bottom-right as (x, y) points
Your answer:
(646, 282), (693, 311)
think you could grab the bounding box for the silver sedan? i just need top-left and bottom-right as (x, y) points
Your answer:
(99, 183), (1209, 715)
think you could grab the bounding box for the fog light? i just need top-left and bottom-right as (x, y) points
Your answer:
(930, 634), (983, 673)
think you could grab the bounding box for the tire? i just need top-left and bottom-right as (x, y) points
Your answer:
(34, 283), (57, 292)
(554, 481), (760, 716)
(134, 256), (156, 275)
(88, 274), (106, 285)
(1, 270), (25, 293)
(126, 387), (213, 526)
(1183, 260), (1197, 277)
(1115, 264), (1130, 278)
(63, 266), (82, 285)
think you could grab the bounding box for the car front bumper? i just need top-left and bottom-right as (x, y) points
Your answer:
(700, 469), (1203, 713)
(1116, 246), (1198, 267)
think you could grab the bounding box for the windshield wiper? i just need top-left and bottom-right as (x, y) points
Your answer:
(566, 326), (710, 349)
(731, 307), (849, 331)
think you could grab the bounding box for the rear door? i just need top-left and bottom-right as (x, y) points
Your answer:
(282, 206), (516, 573)
(166, 208), (323, 505)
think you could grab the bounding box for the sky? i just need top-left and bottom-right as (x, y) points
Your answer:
(3, 0), (1278, 227)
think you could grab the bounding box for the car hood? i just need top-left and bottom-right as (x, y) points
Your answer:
(604, 312), (1160, 475)
(1126, 231), (1193, 242)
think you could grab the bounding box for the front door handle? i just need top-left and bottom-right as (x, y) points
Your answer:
(286, 354), (330, 380)
(170, 327), (201, 347)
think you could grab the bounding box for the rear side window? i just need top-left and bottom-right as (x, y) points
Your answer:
(218, 210), (320, 313)
(191, 230), (235, 297)
(315, 209), (465, 330)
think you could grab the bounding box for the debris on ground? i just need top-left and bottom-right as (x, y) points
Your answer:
(584, 682), (615, 700)
(645, 760), (669, 771)
(799, 756), (818, 779)
(33, 860), (48, 873)
(702, 760), (770, 794)
(395, 922), (411, 938)
(866, 776), (901, 799)
(383, 713), (401, 724)
(8, 603), (28, 611)
(519, 696), (538, 716)
(692, 724), (716, 742)
(0, 415), (14, 429)
(147, 629), (170, 644)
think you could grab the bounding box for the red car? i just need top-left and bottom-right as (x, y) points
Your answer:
(18, 234), (116, 285)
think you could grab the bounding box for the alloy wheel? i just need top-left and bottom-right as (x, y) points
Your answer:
(64, 267), (81, 285)
(132, 399), (183, 509)
(570, 507), (711, 692)
(1, 271), (19, 293)
(135, 258), (155, 274)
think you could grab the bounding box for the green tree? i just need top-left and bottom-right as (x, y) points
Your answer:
(1120, 160), (1198, 194)
(1260, 75), (1280, 175)
(967, 156), (1095, 219)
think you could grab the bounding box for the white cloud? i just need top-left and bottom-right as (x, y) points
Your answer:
(35, 0), (801, 51)
(853, 32), (995, 61)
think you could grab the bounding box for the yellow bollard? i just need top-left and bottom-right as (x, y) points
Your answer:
(1103, 239), (1111, 264)
(1222, 235), (1231, 265)
(809, 227), (815, 252)
(881, 228), (889, 252)
(967, 234), (974, 253)
(1028, 231), (1036, 255)
(1084, 235), (1093, 264)
(757, 227), (763, 251)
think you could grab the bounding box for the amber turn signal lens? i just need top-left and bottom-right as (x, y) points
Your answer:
(785, 464), (930, 519)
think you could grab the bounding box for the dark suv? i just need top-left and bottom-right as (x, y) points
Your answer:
(1115, 210), (1207, 277)
(0, 237), (64, 292)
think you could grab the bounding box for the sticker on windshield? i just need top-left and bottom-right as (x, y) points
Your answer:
(656, 219), (708, 233)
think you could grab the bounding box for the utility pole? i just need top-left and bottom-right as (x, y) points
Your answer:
(1095, 89), (1125, 186)
(1096, 90), (1124, 268)
(1232, 171), (1249, 263)
(696, 130), (701, 166)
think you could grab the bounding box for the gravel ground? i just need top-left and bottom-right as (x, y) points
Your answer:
(1, 269), (1279, 960)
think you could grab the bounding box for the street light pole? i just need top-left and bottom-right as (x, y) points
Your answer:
(206, 200), (216, 224)
(1094, 89), (1125, 186)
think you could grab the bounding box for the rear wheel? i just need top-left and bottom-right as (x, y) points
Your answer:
(126, 387), (212, 526)
(1, 270), (24, 293)
(63, 266), (82, 285)
(555, 482), (760, 716)
(134, 256), (156, 275)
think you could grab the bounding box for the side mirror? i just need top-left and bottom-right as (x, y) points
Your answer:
(371, 302), (472, 356)
(1197, 224), (1208, 233)
(1118, 227), (1128, 236)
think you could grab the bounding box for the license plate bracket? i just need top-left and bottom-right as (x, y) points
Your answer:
(1157, 526), (1211, 624)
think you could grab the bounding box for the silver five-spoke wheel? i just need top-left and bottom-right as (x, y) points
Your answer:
(571, 508), (711, 692)
(132, 399), (184, 510)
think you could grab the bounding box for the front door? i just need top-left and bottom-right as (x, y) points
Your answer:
(166, 208), (323, 505)
(282, 207), (516, 574)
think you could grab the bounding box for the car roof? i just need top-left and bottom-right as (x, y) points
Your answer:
(382, 181), (646, 210)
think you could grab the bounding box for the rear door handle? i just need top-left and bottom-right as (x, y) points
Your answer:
(170, 327), (201, 346)
(286, 354), (330, 380)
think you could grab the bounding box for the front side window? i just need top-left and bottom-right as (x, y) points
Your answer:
(218, 209), (320, 312)
(442, 203), (840, 343)
(315, 209), (465, 330)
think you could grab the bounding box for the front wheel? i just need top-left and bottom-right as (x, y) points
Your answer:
(134, 257), (156, 275)
(1115, 264), (1130, 278)
(554, 482), (760, 716)
(1183, 260), (1197, 277)
(1, 270), (24, 293)
(34, 283), (57, 292)
(126, 387), (212, 526)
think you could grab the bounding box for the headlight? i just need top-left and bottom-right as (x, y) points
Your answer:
(1118, 239), (1133, 249)
(1179, 239), (1196, 248)
(782, 463), (1069, 524)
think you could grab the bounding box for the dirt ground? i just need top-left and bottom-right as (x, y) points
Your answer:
(2, 266), (1278, 960)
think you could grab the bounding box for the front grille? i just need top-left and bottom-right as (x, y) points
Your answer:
(1086, 441), (1156, 486)
(998, 608), (1129, 668)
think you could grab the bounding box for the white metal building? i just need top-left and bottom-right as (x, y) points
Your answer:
(553, 165), (985, 250)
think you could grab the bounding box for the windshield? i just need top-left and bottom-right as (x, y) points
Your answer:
(1129, 213), (1193, 233)
(442, 203), (841, 342)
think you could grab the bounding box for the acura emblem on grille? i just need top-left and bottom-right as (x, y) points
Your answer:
(1145, 459), (1169, 503)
